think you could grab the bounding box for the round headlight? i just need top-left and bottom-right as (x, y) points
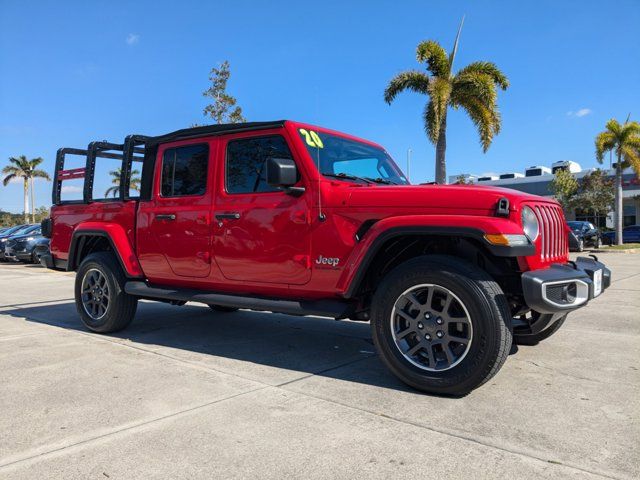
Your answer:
(521, 206), (539, 241)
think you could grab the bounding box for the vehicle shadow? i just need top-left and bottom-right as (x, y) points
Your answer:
(5, 300), (420, 394)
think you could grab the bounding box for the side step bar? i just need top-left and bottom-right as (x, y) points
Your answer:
(124, 281), (354, 319)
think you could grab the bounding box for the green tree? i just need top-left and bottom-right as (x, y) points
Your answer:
(549, 168), (579, 212)
(574, 169), (614, 226)
(384, 19), (509, 184)
(105, 168), (141, 198)
(595, 119), (640, 244)
(202, 60), (246, 124)
(1, 155), (50, 223)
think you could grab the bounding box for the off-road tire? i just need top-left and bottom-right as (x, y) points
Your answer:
(370, 255), (512, 396)
(75, 252), (137, 333)
(208, 305), (239, 313)
(514, 314), (567, 346)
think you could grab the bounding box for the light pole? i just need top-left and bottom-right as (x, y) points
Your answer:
(406, 148), (412, 183)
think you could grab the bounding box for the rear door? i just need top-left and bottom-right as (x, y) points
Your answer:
(137, 139), (213, 279)
(212, 131), (312, 285)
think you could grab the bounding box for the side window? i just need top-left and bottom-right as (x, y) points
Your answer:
(161, 144), (209, 197)
(226, 135), (293, 194)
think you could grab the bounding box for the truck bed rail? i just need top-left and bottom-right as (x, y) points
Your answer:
(53, 135), (149, 205)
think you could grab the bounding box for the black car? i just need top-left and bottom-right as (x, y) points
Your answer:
(2, 225), (44, 263)
(567, 221), (602, 251)
(0, 224), (34, 261)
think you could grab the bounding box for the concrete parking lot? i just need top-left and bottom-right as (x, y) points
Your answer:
(0, 253), (638, 479)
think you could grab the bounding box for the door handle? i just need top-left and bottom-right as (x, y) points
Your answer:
(215, 212), (241, 220)
(156, 214), (176, 221)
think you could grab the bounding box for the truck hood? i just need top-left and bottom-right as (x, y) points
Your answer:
(337, 184), (556, 215)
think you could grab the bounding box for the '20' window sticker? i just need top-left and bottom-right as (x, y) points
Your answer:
(299, 129), (324, 149)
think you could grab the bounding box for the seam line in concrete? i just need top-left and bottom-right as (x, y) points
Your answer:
(274, 385), (627, 480)
(0, 385), (269, 471)
(0, 298), (74, 310)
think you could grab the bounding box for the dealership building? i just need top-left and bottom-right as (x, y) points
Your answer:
(449, 161), (640, 228)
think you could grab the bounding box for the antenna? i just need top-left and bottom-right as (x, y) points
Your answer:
(317, 144), (325, 221)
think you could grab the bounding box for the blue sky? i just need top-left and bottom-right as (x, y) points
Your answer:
(1, 0), (639, 212)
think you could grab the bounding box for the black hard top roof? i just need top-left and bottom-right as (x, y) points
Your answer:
(146, 120), (287, 146)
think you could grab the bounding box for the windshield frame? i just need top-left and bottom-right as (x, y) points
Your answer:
(291, 123), (409, 185)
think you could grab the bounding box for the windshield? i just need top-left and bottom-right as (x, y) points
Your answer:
(1, 225), (27, 236)
(567, 222), (583, 231)
(297, 128), (409, 185)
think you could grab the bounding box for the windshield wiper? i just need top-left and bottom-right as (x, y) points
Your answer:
(363, 177), (397, 185)
(321, 172), (374, 184)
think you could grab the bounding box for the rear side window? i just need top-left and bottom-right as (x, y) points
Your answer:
(161, 144), (209, 197)
(226, 135), (293, 194)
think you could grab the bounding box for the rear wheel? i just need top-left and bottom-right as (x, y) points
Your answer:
(370, 255), (512, 396)
(208, 305), (239, 313)
(75, 252), (137, 333)
(594, 237), (602, 249)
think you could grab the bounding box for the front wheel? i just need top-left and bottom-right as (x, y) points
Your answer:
(594, 237), (602, 249)
(577, 238), (584, 252)
(75, 252), (138, 333)
(370, 255), (512, 396)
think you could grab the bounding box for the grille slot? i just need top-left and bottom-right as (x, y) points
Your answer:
(533, 204), (567, 261)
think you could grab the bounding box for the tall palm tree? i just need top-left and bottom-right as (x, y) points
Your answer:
(384, 19), (509, 184)
(595, 118), (640, 245)
(1, 156), (50, 223)
(105, 168), (141, 198)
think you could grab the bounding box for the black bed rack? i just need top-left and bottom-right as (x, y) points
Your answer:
(53, 135), (150, 205)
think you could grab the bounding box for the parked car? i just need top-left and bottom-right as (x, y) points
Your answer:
(567, 221), (602, 251)
(33, 241), (51, 264)
(602, 225), (640, 245)
(42, 120), (611, 395)
(0, 224), (35, 261)
(4, 226), (49, 263)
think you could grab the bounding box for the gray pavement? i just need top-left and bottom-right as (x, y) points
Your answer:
(0, 253), (638, 479)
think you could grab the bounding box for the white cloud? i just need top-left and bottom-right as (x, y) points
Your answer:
(126, 33), (140, 45)
(567, 108), (592, 118)
(61, 185), (83, 193)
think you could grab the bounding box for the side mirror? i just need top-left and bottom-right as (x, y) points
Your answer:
(266, 157), (297, 187)
(266, 158), (304, 195)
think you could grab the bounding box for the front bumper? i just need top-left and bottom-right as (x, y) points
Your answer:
(3, 247), (18, 261)
(522, 256), (611, 314)
(4, 247), (32, 261)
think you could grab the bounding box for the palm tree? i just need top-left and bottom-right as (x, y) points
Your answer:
(384, 19), (509, 184)
(1, 156), (50, 223)
(595, 118), (640, 245)
(105, 168), (141, 198)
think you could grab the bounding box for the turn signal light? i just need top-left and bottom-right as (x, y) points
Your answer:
(484, 234), (530, 246)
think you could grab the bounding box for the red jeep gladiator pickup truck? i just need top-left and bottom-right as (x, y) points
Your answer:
(41, 120), (611, 395)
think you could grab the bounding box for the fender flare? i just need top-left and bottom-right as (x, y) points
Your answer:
(68, 222), (144, 278)
(336, 215), (534, 298)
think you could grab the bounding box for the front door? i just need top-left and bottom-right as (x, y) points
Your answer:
(213, 131), (312, 285)
(137, 140), (213, 279)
